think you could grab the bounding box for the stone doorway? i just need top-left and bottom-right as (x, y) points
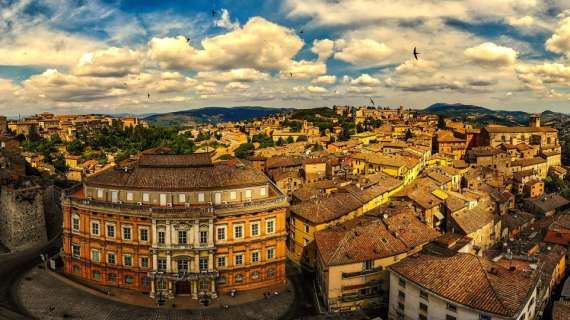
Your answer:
(175, 281), (192, 295)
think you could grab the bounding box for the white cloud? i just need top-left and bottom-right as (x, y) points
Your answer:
(0, 28), (102, 67)
(464, 42), (518, 67)
(395, 59), (439, 75)
(312, 75), (337, 85)
(507, 16), (535, 27)
(285, 0), (541, 26)
(307, 85), (328, 93)
(214, 9), (240, 30)
(149, 17), (304, 71)
(72, 47), (143, 77)
(334, 39), (393, 66)
(346, 86), (375, 94)
(546, 17), (570, 57)
(350, 74), (382, 86)
(224, 82), (250, 92)
(281, 60), (327, 79)
(196, 68), (269, 82)
(516, 62), (570, 92)
(311, 39), (335, 61)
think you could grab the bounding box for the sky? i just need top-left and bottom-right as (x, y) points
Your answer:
(2, 0), (570, 116)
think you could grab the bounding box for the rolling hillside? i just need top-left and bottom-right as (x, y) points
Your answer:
(144, 106), (292, 126)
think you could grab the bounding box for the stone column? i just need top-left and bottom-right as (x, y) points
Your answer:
(150, 278), (155, 298)
(210, 278), (217, 298)
(191, 280), (198, 299)
(166, 251), (172, 272)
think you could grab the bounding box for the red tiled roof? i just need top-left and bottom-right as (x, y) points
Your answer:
(390, 252), (538, 317)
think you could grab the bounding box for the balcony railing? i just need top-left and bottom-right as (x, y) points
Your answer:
(342, 267), (383, 278)
(150, 270), (219, 280)
(65, 194), (288, 217)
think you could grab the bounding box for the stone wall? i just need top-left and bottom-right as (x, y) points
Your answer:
(0, 185), (48, 251)
(43, 185), (63, 240)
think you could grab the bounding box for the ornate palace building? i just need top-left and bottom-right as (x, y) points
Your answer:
(62, 149), (288, 300)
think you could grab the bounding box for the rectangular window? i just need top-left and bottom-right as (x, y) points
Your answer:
(399, 278), (406, 288)
(446, 316), (457, 320)
(122, 226), (132, 240)
(260, 187), (266, 196)
(447, 303), (457, 313)
(252, 251), (260, 263)
(419, 315), (427, 320)
(200, 231), (208, 245)
(126, 192), (133, 201)
(72, 215), (80, 232)
(91, 249), (100, 263)
(251, 222), (260, 237)
(123, 254), (132, 267)
(266, 218), (275, 234)
(178, 231), (187, 244)
(217, 256), (226, 268)
(72, 243), (80, 258)
(140, 228), (149, 242)
(91, 221), (100, 236)
(107, 252), (116, 265)
(245, 189), (252, 199)
(214, 192), (222, 204)
(216, 226), (226, 241)
(157, 258), (167, 271)
(198, 192), (205, 202)
(177, 259), (189, 272)
(179, 194), (186, 203)
(480, 315), (491, 320)
(420, 290), (429, 301)
(230, 191), (237, 200)
(304, 223), (310, 233)
(398, 302), (405, 310)
(398, 290), (405, 300)
(106, 224), (115, 238)
(140, 256), (149, 268)
(199, 257), (208, 271)
(97, 188), (104, 199)
(142, 193), (149, 202)
(234, 224), (244, 239)
(364, 260), (374, 270)
(267, 247), (275, 260)
(158, 231), (165, 244)
(420, 302), (428, 312)
(235, 253), (243, 266)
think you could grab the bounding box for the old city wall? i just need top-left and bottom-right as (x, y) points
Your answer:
(0, 185), (48, 251)
(43, 184), (63, 240)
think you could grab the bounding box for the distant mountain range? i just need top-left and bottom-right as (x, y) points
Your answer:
(424, 103), (570, 139)
(144, 106), (293, 126)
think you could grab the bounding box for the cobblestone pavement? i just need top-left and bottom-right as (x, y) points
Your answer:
(16, 267), (296, 320)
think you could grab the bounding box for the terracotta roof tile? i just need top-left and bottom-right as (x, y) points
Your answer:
(390, 252), (538, 317)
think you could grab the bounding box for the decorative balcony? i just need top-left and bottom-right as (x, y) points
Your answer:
(150, 270), (219, 281)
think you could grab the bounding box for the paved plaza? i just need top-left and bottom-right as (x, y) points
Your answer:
(15, 267), (296, 320)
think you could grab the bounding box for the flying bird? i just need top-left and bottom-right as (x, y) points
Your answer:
(370, 97), (375, 106)
(299, 29), (304, 34)
(147, 93), (150, 100)
(185, 37), (190, 43)
(413, 47), (420, 60)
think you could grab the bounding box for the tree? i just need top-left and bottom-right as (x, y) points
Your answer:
(53, 153), (68, 173)
(438, 116), (446, 129)
(286, 136), (294, 144)
(276, 138), (285, 146)
(234, 143), (255, 159)
(50, 133), (62, 145)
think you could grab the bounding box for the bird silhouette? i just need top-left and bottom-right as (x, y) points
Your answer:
(413, 47), (420, 60)
(185, 37), (190, 43)
(290, 72), (293, 78)
(147, 93), (150, 100)
(370, 97), (375, 106)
